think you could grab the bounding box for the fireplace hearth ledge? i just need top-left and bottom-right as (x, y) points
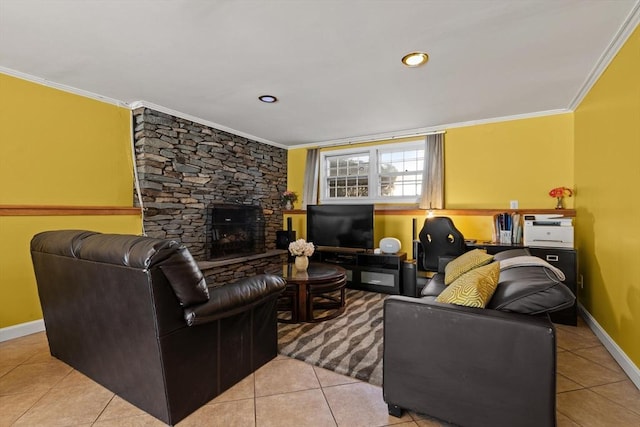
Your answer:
(197, 249), (288, 269)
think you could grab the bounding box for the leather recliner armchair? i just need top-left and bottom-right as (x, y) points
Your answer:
(30, 230), (286, 426)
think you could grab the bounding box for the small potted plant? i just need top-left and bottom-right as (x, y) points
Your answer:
(549, 186), (573, 209)
(281, 190), (298, 210)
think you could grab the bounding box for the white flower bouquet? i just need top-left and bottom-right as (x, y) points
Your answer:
(288, 239), (315, 257)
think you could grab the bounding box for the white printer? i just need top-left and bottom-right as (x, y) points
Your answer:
(523, 214), (574, 248)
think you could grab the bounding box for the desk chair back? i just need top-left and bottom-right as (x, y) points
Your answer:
(418, 217), (466, 271)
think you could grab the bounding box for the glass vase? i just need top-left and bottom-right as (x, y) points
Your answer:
(555, 196), (564, 209)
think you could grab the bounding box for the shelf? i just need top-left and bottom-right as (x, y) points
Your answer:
(0, 205), (142, 216)
(283, 208), (576, 217)
(314, 250), (407, 295)
(197, 249), (288, 269)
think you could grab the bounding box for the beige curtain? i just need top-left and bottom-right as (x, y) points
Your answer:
(418, 133), (444, 209)
(302, 148), (319, 209)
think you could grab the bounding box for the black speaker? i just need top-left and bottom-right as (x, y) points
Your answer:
(287, 217), (293, 231)
(276, 230), (296, 249)
(412, 218), (417, 240)
(402, 261), (417, 297)
(413, 240), (426, 271)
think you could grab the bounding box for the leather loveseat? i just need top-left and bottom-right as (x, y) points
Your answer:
(383, 249), (575, 427)
(30, 230), (286, 426)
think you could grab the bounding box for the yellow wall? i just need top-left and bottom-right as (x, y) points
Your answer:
(445, 114), (574, 209)
(574, 26), (640, 366)
(0, 73), (141, 328)
(0, 74), (134, 205)
(286, 148), (307, 210)
(0, 216), (141, 326)
(286, 113), (574, 247)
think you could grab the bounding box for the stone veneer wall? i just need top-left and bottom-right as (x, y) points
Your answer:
(132, 107), (288, 284)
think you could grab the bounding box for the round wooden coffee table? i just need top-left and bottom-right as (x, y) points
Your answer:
(269, 262), (347, 323)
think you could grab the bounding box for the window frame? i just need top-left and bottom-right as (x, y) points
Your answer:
(318, 140), (425, 204)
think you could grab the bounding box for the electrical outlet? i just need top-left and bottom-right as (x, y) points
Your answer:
(510, 200), (519, 209)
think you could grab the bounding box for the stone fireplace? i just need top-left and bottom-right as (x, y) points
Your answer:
(132, 107), (288, 284)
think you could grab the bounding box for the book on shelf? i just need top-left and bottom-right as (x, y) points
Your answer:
(492, 212), (522, 244)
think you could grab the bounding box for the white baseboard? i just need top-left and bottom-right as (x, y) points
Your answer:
(0, 319), (45, 343)
(578, 303), (640, 390)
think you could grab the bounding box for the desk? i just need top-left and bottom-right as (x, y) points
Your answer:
(465, 241), (526, 254)
(269, 262), (347, 323)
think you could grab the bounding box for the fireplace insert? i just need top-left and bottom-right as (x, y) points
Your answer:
(206, 204), (265, 259)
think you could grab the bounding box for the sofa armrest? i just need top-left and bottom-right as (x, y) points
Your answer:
(383, 296), (556, 427)
(184, 274), (286, 326)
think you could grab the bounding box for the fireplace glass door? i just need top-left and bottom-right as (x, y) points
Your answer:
(206, 204), (265, 259)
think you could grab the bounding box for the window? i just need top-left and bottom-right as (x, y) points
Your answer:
(319, 140), (425, 203)
(325, 152), (370, 198)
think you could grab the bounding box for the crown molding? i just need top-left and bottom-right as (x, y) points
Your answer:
(0, 68), (286, 150)
(129, 100), (287, 150)
(568, 1), (640, 110)
(306, 109), (571, 149)
(0, 66), (128, 108)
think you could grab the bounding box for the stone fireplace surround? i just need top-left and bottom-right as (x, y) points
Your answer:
(132, 107), (288, 285)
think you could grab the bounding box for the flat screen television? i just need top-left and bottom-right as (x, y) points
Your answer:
(306, 204), (374, 251)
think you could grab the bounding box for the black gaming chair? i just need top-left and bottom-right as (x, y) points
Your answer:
(403, 216), (467, 297)
(416, 216), (466, 272)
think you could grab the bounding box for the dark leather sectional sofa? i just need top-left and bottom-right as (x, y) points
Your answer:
(30, 230), (286, 426)
(383, 249), (576, 427)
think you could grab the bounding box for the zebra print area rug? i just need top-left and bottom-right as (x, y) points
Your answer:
(277, 289), (387, 386)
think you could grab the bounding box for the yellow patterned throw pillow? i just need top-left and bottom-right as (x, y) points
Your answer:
(436, 262), (500, 308)
(444, 249), (494, 285)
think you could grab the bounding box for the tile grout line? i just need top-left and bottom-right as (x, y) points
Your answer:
(565, 347), (631, 381)
(253, 371), (257, 427)
(7, 344), (66, 426)
(314, 366), (340, 427)
(90, 393), (117, 426)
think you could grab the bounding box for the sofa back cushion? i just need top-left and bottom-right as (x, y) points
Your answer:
(31, 230), (210, 308)
(487, 265), (574, 314)
(421, 274), (446, 297)
(421, 247), (575, 315)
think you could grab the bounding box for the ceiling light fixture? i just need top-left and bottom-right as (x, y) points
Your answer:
(401, 52), (429, 67)
(258, 95), (278, 103)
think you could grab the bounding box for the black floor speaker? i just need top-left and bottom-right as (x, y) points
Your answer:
(276, 230), (296, 249)
(402, 261), (417, 297)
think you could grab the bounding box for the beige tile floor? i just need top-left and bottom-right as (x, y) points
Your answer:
(1, 317), (639, 427)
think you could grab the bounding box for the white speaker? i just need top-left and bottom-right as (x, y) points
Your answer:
(379, 237), (401, 254)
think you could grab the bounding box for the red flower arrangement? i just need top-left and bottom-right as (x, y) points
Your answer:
(549, 187), (573, 198)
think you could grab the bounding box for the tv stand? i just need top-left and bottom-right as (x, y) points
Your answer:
(312, 249), (406, 294)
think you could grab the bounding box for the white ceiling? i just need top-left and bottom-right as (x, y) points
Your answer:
(1, 0), (638, 148)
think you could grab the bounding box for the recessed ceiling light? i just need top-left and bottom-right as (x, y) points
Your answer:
(401, 52), (429, 67)
(259, 95), (278, 103)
